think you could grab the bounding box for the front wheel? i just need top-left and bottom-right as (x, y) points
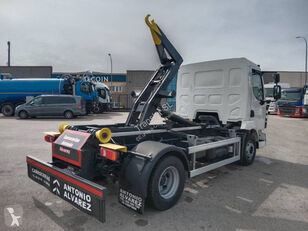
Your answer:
(148, 156), (185, 211)
(240, 134), (256, 166)
(64, 110), (74, 119)
(19, 110), (28, 119)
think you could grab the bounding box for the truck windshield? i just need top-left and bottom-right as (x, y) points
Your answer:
(98, 89), (106, 99)
(280, 91), (302, 100)
(81, 83), (91, 94)
(265, 88), (273, 97)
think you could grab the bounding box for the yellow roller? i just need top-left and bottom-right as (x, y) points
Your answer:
(96, 127), (112, 143)
(58, 122), (70, 133)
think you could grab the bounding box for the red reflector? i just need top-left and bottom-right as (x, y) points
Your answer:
(100, 147), (118, 161)
(44, 135), (56, 143)
(78, 104), (82, 109)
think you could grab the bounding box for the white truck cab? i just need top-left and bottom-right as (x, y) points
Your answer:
(177, 58), (267, 147)
(94, 82), (112, 112)
(264, 82), (290, 114)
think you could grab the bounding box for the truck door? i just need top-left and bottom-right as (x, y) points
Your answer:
(250, 69), (266, 129)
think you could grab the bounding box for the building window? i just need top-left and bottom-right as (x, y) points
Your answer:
(112, 102), (120, 108)
(110, 86), (122, 92)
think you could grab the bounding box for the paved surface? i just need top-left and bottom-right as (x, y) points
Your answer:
(0, 113), (307, 231)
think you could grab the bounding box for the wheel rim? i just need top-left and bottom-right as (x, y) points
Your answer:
(93, 106), (100, 113)
(245, 141), (255, 160)
(158, 166), (179, 199)
(65, 112), (72, 118)
(20, 111), (26, 118)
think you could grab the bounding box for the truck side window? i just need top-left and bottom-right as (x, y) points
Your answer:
(81, 83), (90, 94)
(251, 72), (264, 101)
(99, 89), (106, 99)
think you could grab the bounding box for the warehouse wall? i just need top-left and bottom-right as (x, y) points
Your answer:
(0, 66), (52, 78)
(126, 70), (155, 108)
(263, 71), (307, 87)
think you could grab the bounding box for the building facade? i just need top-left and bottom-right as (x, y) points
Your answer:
(263, 71), (307, 87)
(126, 70), (155, 108)
(0, 66), (52, 78)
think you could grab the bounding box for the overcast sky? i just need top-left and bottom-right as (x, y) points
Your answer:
(0, 0), (307, 73)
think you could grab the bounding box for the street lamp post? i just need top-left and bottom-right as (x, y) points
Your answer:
(108, 53), (113, 90)
(7, 41), (11, 66)
(108, 53), (113, 108)
(296, 36), (307, 86)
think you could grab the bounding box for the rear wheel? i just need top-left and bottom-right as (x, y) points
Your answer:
(64, 110), (74, 119)
(148, 156), (185, 211)
(92, 105), (101, 114)
(240, 134), (256, 165)
(19, 110), (28, 119)
(1, 104), (14, 116)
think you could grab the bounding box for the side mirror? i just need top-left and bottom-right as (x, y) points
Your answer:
(273, 85), (281, 100)
(273, 73), (280, 84)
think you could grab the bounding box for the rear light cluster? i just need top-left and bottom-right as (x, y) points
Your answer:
(99, 147), (119, 161)
(44, 134), (56, 143)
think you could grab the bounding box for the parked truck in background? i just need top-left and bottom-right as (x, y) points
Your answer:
(277, 86), (307, 117)
(26, 14), (281, 223)
(0, 76), (111, 116)
(94, 82), (112, 112)
(264, 82), (290, 114)
(303, 88), (308, 116)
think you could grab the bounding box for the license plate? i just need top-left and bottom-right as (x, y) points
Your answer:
(26, 155), (106, 222)
(52, 129), (91, 167)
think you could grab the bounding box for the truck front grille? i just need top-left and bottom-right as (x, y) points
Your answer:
(279, 106), (295, 115)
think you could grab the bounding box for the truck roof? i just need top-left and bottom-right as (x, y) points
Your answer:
(183, 57), (259, 69)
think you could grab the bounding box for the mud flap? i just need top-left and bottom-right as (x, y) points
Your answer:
(26, 155), (106, 222)
(118, 156), (147, 214)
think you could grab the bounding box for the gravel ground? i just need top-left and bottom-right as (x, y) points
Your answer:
(0, 113), (307, 231)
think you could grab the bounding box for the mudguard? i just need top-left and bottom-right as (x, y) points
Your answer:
(118, 141), (189, 213)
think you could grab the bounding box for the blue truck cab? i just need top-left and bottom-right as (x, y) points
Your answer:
(277, 87), (307, 117)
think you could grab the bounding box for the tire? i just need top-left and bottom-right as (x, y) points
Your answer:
(64, 110), (74, 119)
(148, 156), (185, 211)
(240, 134), (256, 166)
(92, 105), (101, 114)
(1, 104), (14, 116)
(19, 110), (28, 119)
